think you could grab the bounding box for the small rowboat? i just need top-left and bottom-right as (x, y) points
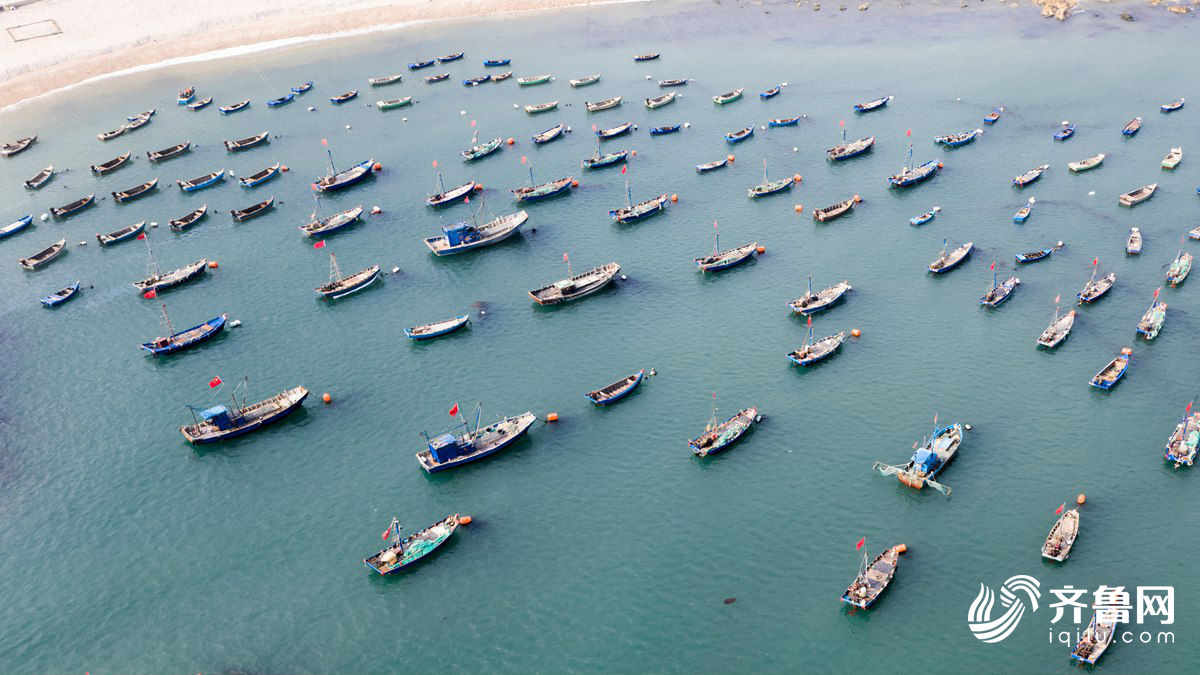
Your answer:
(300, 205), (364, 237)
(491, 71), (512, 83)
(695, 242), (758, 272)
(123, 115), (151, 132)
(462, 75), (491, 86)
(1016, 241), (1062, 263)
(225, 132), (269, 151)
(219, 100), (250, 114)
(1126, 228), (1142, 254)
(90, 151), (129, 174)
(1077, 269), (1115, 304)
(364, 515), (462, 574)
(1121, 116), (1142, 135)
(690, 407), (757, 457)
(842, 547), (901, 609)
(239, 164), (281, 188)
(169, 205), (208, 231)
(853, 95), (892, 113)
(788, 278), (852, 315)
(133, 258), (208, 293)
(1167, 251), (1193, 286)
(127, 108), (153, 121)
(928, 240), (973, 274)
(50, 194), (95, 218)
(712, 89), (743, 105)
(760, 85), (781, 99)
(633, 53), (660, 61)
(1071, 614), (1117, 665)
(40, 281), (80, 307)
(141, 315), (227, 356)
(404, 315), (470, 340)
(828, 136), (875, 160)
(148, 141), (191, 162)
(1013, 164), (1049, 187)
(483, 58), (510, 67)
(96, 221), (146, 245)
(1038, 308), (1075, 348)
(787, 329), (845, 367)
(909, 206), (940, 226)
(532, 123), (565, 144)
(408, 59), (435, 70)
(376, 97), (413, 110)
(1068, 153), (1104, 172)
(97, 126), (126, 141)
(330, 90), (358, 104)
(426, 181), (476, 207)
(266, 92), (295, 107)
(112, 178), (158, 203)
(645, 92), (676, 109)
(748, 177), (793, 198)
(1161, 98), (1185, 112)
(983, 107), (1003, 124)
(695, 158), (728, 173)
(813, 198), (858, 223)
(1137, 300), (1167, 340)
(425, 73), (450, 83)
(889, 159), (940, 187)
(437, 52), (464, 63)
(18, 239), (66, 270)
(582, 150), (628, 169)
(187, 97), (212, 111)
(1042, 509), (1079, 562)
(585, 370), (646, 405)
(524, 100), (559, 114)
(570, 74), (601, 87)
(1162, 146), (1182, 170)
(461, 138), (503, 161)
(596, 122), (633, 139)
(1165, 409), (1200, 466)
(1, 215), (33, 240)
(650, 124), (681, 135)
(231, 198), (274, 222)
(423, 211), (528, 255)
(1119, 183), (1156, 206)
(872, 422), (962, 495)
(1190, 226), (1200, 241)
(180, 385), (309, 444)
(1, 135), (37, 157)
(313, 158), (375, 192)
(517, 74), (552, 86)
(934, 129), (981, 147)
(725, 126), (754, 143)
(586, 96), (622, 112)
(1013, 197), (1035, 223)
(291, 81), (313, 94)
(659, 78), (687, 87)
(768, 116), (802, 127)
(315, 257), (381, 299)
(529, 262), (621, 304)
(24, 165), (53, 189)
(177, 87), (195, 104)
(1054, 123), (1075, 141)
(177, 170), (224, 192)
(980, 276), (1020, 307)
(512, 177), (574, 203)
(368, 74), (403, 86)
(611, 194), (668, 223)
(1090, 351), (1130, 390)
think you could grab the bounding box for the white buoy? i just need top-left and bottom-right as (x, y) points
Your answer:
(307, 106), (315, 111)
(78, 240), (87, 246)
(683, 122), (690, 128)
(645, 75), (652, 80)
(793, 147), (799, 152)
(391, 266), (400, 274)
(229, 319), (242, 328)
(782, 82), (788, 86)
(371, 206), (381, 214)
(513, 104), (519, 109)
(956, 97), (961, 101)
(964, 423), (973, 431)
(1088, 190), (1096, 196)
(345, 124), (351, 130)
(40, 213), (49, 221)
(620, 274), (628, 281)
(480, 309), (487, 315)
(460, 110), (466, 115)
(566, 126), (571, 132)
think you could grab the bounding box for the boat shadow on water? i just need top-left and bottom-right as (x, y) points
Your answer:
(188, 406), (313, 456)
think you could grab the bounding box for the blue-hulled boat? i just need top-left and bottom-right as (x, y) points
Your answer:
(512, 176), (574, 203)
(1054, 122), (1075, 140)
(983, 107), (1003, 124)
(585, 370), (646, 405)
(313, 158), (375, 192)
(314, 254), (380, 299)
(1077, 264), (1116, 303)
(364, 515), (462, 575)
(291, 81), (313, 94)
(853, 95), (892, 113)
(1013, 197), (1035, 223)
(768, 116), (802, 127)
(1070, 614), (1118, 665)
(424, 211), (528, 255)
(980, 269), (1020, 307)
(1164, 405), (1199, 466)
(484, 58), (510, 66)
(748, 159), (793, 198)
(437, 52), (464, 62)
(50, 194), (95, 218)
(610, 185), (668, 224)
(462, 74), (491, 86)
(179, 383), (309, 444)
(760, 85), (781, 99)
(416, 405), (536, 472)
(141, 310), (227, 355)
(330, 90), (358, 104)
(1121, 117), (1142, 135)
(690, 406), (758, 457)
(533, 123), (565, 144)
(239, 163), (281, 188)
(872, 421), (962, 495)
(696, 158), (728, 173)
(695, 236), (758, 272)
(1162, 98), (1185, 112)
(1090, 350), (1130, 390)
(787, 277), (852, 315)
(1013, 164), (1049, 187)
(909, 206), (940, 226)
(725, 126), (754, 143)
(934, 128), (982, 147)
(405, 315), (470, 340)
(650, 124), (681, 135)
(187, 97), (212, 111)
(225, 132), (269, 151)
(1, 215), (33, 240)
(889, 153), (941, 187)
(96, 221), (146, 246)
(24, 165), (53, 189)
(177, 87), (194, 104)
(842, 546), (901, 609)
(111, 179), (158, 203)
(596, 122), (633, 139)
(177, 170), (224, 192)
(219, 100), (250, 114)
(409, 59), (435, 70)
(300, 205), (364, 237)
(633, 52), (660, 61)
(928, 240), (973, 274)
(266, 92), (295, 107)
(169, 205), (208, 232)
(1015, 241), (1062, 263)
(787, 317), (844, 367)
(581, 149), (627, 169)
(827, 135), (875, 160)
(426, 173), (476, 207)
(40, 281), (79, 307)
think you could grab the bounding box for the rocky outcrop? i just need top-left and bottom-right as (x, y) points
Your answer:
(1032, 0), (1076, 21)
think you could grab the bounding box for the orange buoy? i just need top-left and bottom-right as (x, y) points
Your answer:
(755, 246), (765, 254)
(207, 261), (219, 269)
(631, 150), (637, 156)
(474, 184), (483, 191)
(322, 392), (332, 404)
(670, 194), (678, 203)
(1076, 494), (1086, 505)
(794, 204), (803, 213)
(371, 206), (382, 214)
(893, 543), (908, 554)
(1121, 346), (1132, 356)
(571, 179), (579, 188)
(281, 165), (289, 172)
(853, 194), (862, 203)
(727, 154), (735, 162)
(506, 137), (515, 145)
(372, 162), (382, 172)
(458, 515), (473, 525)
(851, 328), (862, 337)
(547, 412), (559, 422)
(792, 174), (802, 183)
(937, 162), (944, 169)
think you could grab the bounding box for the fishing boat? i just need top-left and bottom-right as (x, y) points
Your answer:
(650, 124), (681, 135)
(532, 123), (565, 144)
(219, 100), (250, 114)
(748, 160), (793, 198)
(376, 96), (413, 110)
(787, 278), (852, 315)
(645, 92), (676, 109)
(177, 87), (194, 104)
(512, 177), (574, 204)
(179, 382), (309, 444)
(1042, 509), (1079, 562)
(230, 198), (274, 222)
(40, 281), (79, 307)
(408, 59), (435, 70)
(128, 108), (155, 121)
(462, 75), (491, 86)
(1053, 122), (1075, 141)
(570, 74), (601, 87)
(768, 116), (802, 127)
(1161, 98), (1185, 112)
(812, 197), (858, 223)
(19, 239), (67, 270)
(928, 240), (973, 274)
(123, 115), (152, 132)
(889, 159), (940, 187)
(1119, 183), (1157, 206)
(1165, 406), (1200, 466)
(852, 95), (893, 113)
(369, 74), (403, 86)
(96, 221), (146, 245)
(330, 90), (358, 104)
(461, 137), (503, 161)
(760, 85), (781, 99)
(1012, 164), (1049, 187)
(842, 547), (903, 609)
(524, 100), (559, 114)
(787, 319), (845, 367)
(423, 210), (529, 255)
(1071, 614), (1117, 665)
(1089, 350), (1130, 389)
(1013, 197), (1035, 223)
(169, 205), (208, 232)
(825, 135), (875, 161)
(1076, 264), (1115, 303)
(1167, 250), (1193, 286)
(90, 152), (130, 175)
(416, 406), (536, 472)
(187, 97), (212, 111)
(1121, 116), (1142, 135)
(177, 170), (224, 192)
(1136, 297), (1167, 340)
(695, 239), (758, 272)
(404, 315), (470, 340)
(50, 194), (95, 218)
(291, 81), (313, 94)
(147, 141), (191, 162)
(695, 158), (728, 173)
(266, 92), (295, 107)
(224, 132), (269, 152)
(1, 135), (36, 157)
(364, 515), (462, 574)
(980, 271), (1020, 308)
(934, 129), (982, 147)
(659, 78), (687, 87)
(483, 58), (510, 67)
(585, 370), (646, 405)
(1126, 228), (1142, 254)
(596, 122), (633, 139)
(300, 205), (364, 237)
(111, 178), (158, 203)
(314, 253), (380, 299)
(141, 309), (227, 355)
(529, 260), (621, 305)
(1162, 146), (1182, 170)
(24, 165), (53, 189)
(426, 179), (477, 208)
(490, 71), (512, 83)
(1190, 226), (1200, 241)
(909, 206), (940, 226)
(313, 158), (375, 192)
(689, 407), (757, 457)
(239, 164), (281, 188)
(581, 148), (628, 170)
(1037, 305), (1075, 348)
(983, 107), (1003, 124)
(1015, 241), (1062, 264)
(1, 215), (33, 240)
(633, 53), (660, 61)
(133, 253), (209, 294)
(437, 52), (464, 62)
(725, 126), (754, 143)
(97, 126), (126, 141)
(586, 96), (622, 112)
(712, 89), (743, 105)
(1068, 153), (1104, 172)
(871, 421), (962, 495)
(610, 192), (669, 224)
(517, 74), (552, 86)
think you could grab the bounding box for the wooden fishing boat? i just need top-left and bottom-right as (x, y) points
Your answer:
(983, 107), (1003, 124)
(841, 547), (901, 609)
(1, 215), (33, 240)
(1042, 509), (1079, 562)
(570, 74), (601, 87)
(980, 275), (1020, 308)
(1119, 183), (1157, 206)
(177, 87), (194, 104)
(928, 240), (973, 274)
(462, 74), (491, 86)
(368, 74), (403, 86)
(424, 210), (528, 255)
(1077, 269), (1116, 303)
(314, 253), (380, 299)
(291, 81), (313, 94)
(1161, 97), (1185, 112)
(313, 159), (375, 192)
(934, 129), (981, 147)
(650, 124), (681, 135)
(529, 262), (621, 304)
(483, 58), (510, 67)
(330, 90), (358, 104)
(748, 177), (792, 198)
(437, 52), (464, 62)
(97, 126), (126, 141)
(512, 177), (574, 203)
(231, 198), (274, 222)
(416, 408), (536, 472)
(96, 221), (146, 245)
(266, 92), (295, 107)
(909, 206), (940, 226)
(90, 152), (130, 175)
(147, 141), (191, 162)
(787, 278), (852, 314)
(760, 85), (781, 99)
(690, 407), (757, 457)
(133, 258), (208, 293)
(408, 59), (435, 70)
(239, 163), (280, 188)
(112, 178), (158, 203)
(24, 165), (53, 189)
(517, 74), (552, 86)
(1015, 241), (1062, 264)
(768, 116), (802, 127)
(169, 205), (208, 232)
(224, 131), (269, 151)
(40, 281), (80, 307)
(365, 515), (462, 574)
(1121, 116), (1142, 135)
(1089, 350), (1130, 389)
(1053, 123), (1075, 141)
(1167, 251), (1192, 286)
(376, 96), (413, 109)
(871, 422), (963, 495)
(812, 198), (858, 222)
(187, 97), (212, 111)
(18, 239), (67, 270)
(177, 170), (224, 192)
(1013, 197), (1035, 223)
(50, 194), (95, 218)
(596, 122), (633, 139)
(404, 315), (470, 340)
(586, 96), (622, 112)
(853, 95), (892, 112)
(1012, 164), (1049, 187)
(1126, 228), (1142, 254)
(1136, 299), (1167, 339)
(659, 78), (687, 87)
(180, 384), (309, 444)
(695, 242), (758, 272)
(532, 123), (565, 144)
(123, 114), (151, 131)
(1071, 614), (1117, 665)
(583, 149), (628, 169)
(1190, 226), (1200, 241)
(712, 89), (743, 105)
(633, 53), (660, 61)
(1037, 308), (1075, 348)
(524, 100), (559, 114)
(725, 126), (754, 143)
(1, 135), (36, 157)
(141, 313), (227, 356)
(426, 181), (476, 207)
(490, 71), (512, 82)
(585, 370), (645, 405)
(1165, 408), (1200, 466)
(1068, 153), (1104, 172)
(889, 159), (940, 187)
(461, 138), (503, 161)
(300, 205), (364, 237)
(611, 194), (668, 223)
(695, 158), (728, 173)
(1162, 146), (1182, 170)
(645, 92), (676, 109)
(219, 100), (250, 114)
(787, 327), (845, 367)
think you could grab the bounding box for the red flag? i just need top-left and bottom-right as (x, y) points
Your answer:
(143, 290), (156, 299)
(208, 376), (222, 388)
(470, 119), (476, 127)
(321, 138), (328, 146)
(1054, 294), (1060, 304)
(713, 220), (718, 230)
(621, 164), (627, 174)
(521, 155), (527, 164)
(839, 119), (845, 127)
(856, 537), (865, 550)
(381, 527), (391, 540)
(314, 240), (326, 249)
(1187, 401), (1194, 414)
(905, 129), (911, 137)
(989, 261), (995, 271)
(1092, 257), (1098, 266)
(1154, 287), (1160, 299)
(806, 315), (812, 327)
(136, 232), (146, 240)
(464, 195), (470, 204)
(449, 402), (459, 417)
(432, 160), (438, 168)
(563, 252), (569, 262)
(591, 124), (598, 132)
(1055, 503), (1065, 515)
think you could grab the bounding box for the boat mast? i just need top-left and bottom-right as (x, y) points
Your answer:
(321, 138), (338, 176)
(144, 234), (161, 279)
(625, 179), (633, 210)
(713, 220), (719, 255)
(564, 251), (573, 279)
(762, 158), (768, 186)
(434, 159), (445, 194)
(231, 376), (248, 414)
(329, 252), (343, 282)
(160, 303), (175, 338)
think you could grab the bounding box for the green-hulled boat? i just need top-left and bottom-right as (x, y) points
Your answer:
(461, 137), (504, 161)
(517, 74), (552, 86)
(376, 97), (413, 110)
(713, 88), (743, 105)
(524, 100), (559, 114)
(364, 515), (462, 575)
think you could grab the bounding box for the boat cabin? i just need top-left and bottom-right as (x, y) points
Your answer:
(198, 405), (234, 430)
(443, 222), (483, 247)
(428, 433), (470, 463)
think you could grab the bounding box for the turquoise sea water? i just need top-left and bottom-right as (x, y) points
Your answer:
(2, 2), (1199, 672)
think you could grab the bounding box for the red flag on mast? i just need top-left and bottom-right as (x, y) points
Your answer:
(1092, 257), (1098, 266)
(806, 315), (812, 327)
(143, 290), (156, 299)
(208, 376), (222, 388)
(1154, 287), (1160, 299)
(1055, 503), (1065, 515)
(432, 160), (438, 168)
(449, 402), (459, 417)
(313, 240), (326, 249)
(989, 261), (995, 271)
(136, 232), (146, 240)
(621, 164), (627, 174)
(1187, 401), (1194, 414)
(563, 252), (569, 262)
(856, 537), (865, 550)
(905, 129), (911, 137)
(321, 138), (328, 147)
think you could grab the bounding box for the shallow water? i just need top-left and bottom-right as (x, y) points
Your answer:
(0, 1), (1197, 673)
